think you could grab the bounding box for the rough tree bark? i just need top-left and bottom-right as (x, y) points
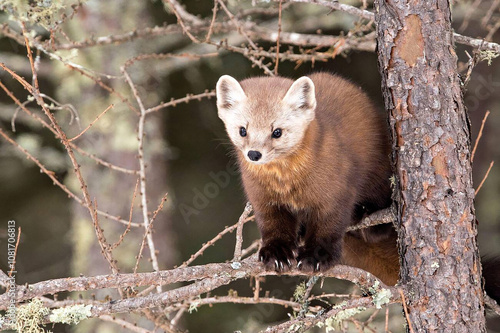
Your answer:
(375, 0), (486, 332)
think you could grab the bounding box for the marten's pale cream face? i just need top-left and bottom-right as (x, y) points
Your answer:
(216, 75), (317, 165)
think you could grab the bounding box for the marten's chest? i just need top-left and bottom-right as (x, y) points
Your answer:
(243, 158), (312, 211)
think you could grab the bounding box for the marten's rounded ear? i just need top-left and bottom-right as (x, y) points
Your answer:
(216, 75), (246, 117)
(283, 77), (317, 115)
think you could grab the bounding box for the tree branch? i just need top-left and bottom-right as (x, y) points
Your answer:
(0, 255), (389, 310)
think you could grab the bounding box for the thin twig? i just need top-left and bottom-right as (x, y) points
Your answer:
(163, 0), (201, 43)
(471, 110), (490, 162)
(233, 202), (253, 261)
(385, 306), (390, 332)
(399, 289), (415, 333)
(254, 277), (261, 300)
(69, 104), (114, 142)
(39, 93), (81, 128)
(72, 144), (139, 175)
(180, 216), (254, 268)
(111, 179), (139, 250)
(170, 308), (185, 326)
(91, 200), (121, 275)
(164, 0), (204, 25)
(475, 161), (494, 195)
(241, 239), (260, 258)
(145, 90), (216, 114)
(205, 1), (219, 42)
(133, 194), (169, 275)
(11, 99), (30, 132)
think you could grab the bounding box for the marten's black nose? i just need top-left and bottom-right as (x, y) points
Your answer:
(248, 150), (262, 161)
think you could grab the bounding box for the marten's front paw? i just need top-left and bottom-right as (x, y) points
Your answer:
(296, 244), (341, 272)
(259, 240), (297, 272)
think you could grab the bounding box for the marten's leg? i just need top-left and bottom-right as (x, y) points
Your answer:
(296, 206), (351, 272)
(257, 205), (299, 272)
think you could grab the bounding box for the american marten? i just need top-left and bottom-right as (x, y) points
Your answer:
(215, 73), (500, 302)
(216, 72), (393, 273)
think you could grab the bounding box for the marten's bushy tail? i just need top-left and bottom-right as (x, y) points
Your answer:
(483, 256), (500, 305)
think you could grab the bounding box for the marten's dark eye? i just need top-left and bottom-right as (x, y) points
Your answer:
(272, 128), (282, 138)
(239, 127), (247, 137)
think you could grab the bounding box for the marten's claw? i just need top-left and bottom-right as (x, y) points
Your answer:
(259, 240), (297, 272)
(296, 244), (341, 272)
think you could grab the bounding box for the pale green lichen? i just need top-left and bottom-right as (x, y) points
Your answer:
(9, 300), (92, 332)
(369, 280), (392, 309)
(15, 298), (51, 333)
(48, 304), (92, 325)
(293, 281), (307, 302)
(1, 0), (70, 29)
(389, 175), (397, 187)
(324, 306), (367, 332)
(286, 322), (304, 332)
(479, 50), (500, 66)
(188, 297), (201, 314)
(369, 280), (380, 294)
(372, 288), (392, 309)
(316, 301), (366, 333)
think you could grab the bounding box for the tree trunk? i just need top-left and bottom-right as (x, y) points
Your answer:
(374, 0), (486, 331)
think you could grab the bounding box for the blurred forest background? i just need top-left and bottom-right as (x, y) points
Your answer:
(0, 0), (499, 332)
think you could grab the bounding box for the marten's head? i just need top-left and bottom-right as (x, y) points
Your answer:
(216, 75), (317, 165)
